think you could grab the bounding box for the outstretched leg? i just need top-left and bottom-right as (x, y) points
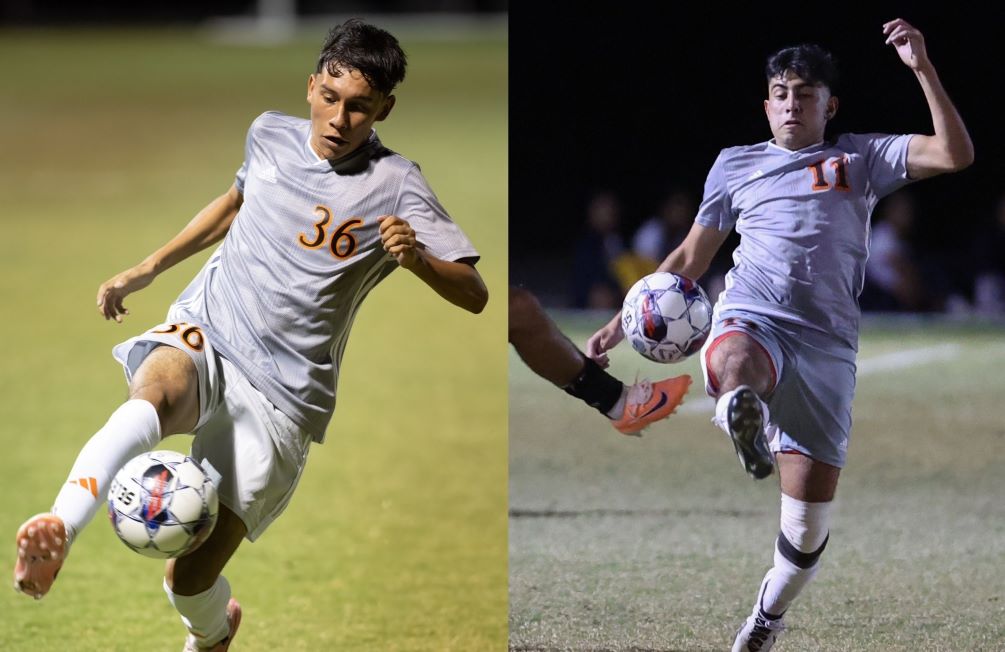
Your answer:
(509, 286), (690, 435)
(14, 345), (198, 599)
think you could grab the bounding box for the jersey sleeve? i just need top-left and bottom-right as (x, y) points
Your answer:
(845, 132), (914, 199)
(694, 150), (737, 231)
(234, 115), (262, 194)
(394, 165), (480, 263)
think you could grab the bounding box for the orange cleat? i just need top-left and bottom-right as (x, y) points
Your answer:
(13, 513), (69, 600)
(183, 598), (242, 652)
(612, 374), (692, 436)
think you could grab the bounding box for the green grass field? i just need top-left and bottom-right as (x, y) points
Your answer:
(510, 314), (1005, 651)
(0, 26), (507, 651)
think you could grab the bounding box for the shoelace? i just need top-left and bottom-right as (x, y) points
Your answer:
(746, 616), (781, 651)
(624, 376), (653, 416)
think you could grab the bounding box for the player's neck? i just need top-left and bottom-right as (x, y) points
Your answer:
(769, 138), (826, 153)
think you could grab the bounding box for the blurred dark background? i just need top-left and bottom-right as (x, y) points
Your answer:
(510, 4), (1005, 316)
(0, 0), (507, 23)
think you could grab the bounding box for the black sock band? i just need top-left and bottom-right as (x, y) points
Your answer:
(776, 531), (829, 569)
(563, 357), (624, 415)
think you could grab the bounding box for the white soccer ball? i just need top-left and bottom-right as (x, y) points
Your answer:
(621, 272), (713, 363)
(107, 450), (219, 559)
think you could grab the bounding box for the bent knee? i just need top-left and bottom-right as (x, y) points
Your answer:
(708, 333), (773, 394)
(129, 346), (199, 434)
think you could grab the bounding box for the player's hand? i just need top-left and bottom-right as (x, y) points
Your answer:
(585, 312), (624, 369)
(96, 263), (156, 323)
(883, 18), (931, 72)
(378, 215), (420, 269)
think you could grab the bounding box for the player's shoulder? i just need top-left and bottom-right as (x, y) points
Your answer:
(714, 141), (773, 165)
(371, 139), (421, 177)
(833, 132), (904, 153)
(248, 110), (309, 137)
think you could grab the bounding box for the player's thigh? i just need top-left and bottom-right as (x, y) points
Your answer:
(165, 503), (247, 596)
(701, 314), (781, 396)
(129, 345), (200, 435)
(193, 357), (311, 544)
(777, 451), (841, 502)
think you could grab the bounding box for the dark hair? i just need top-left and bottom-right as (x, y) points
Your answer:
(765, 44), (838, 93)
(316, 19), (407, 96)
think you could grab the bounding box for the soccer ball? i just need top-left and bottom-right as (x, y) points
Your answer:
(107, 451), (219, 559)
(621, 272), (713, 363)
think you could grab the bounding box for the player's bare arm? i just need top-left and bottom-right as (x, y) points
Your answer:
(97, 184), (244, 322)
(585, 223), (729, 367)
(883, 18), (975, 179)
(378, 214), (488, 314)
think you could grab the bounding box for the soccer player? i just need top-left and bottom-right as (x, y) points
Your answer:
(586, 19), (972, 651)
(13, 19), (487, 652)
(509, 286), (691, 436)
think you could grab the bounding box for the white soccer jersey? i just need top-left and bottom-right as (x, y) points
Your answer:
(170, 111), (479, 442)
(695, 133), (914, 347)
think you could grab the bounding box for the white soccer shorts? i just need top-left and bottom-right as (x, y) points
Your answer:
(113, 323), (312, 541)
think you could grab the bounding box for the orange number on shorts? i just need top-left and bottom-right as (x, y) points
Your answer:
(152, 323), (205, 352)
(807, 157), (851, 192)
(298, 205), (363, 259)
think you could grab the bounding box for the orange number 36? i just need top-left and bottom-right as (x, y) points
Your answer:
(298, 205), (364, 260)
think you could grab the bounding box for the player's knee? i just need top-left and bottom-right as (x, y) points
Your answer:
(508, 287), (544, 340)
(709, 336), (772, 394)
(129, 348), (198, 435)
(777, 494), (832, 568)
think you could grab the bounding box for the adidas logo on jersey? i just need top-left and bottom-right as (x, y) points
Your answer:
(748, 169), (765, 180)
(256, 164), (278, 183)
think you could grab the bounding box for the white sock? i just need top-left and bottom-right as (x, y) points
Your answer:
(51, 399), (161, 544)
(756, 495), (833, 618)
(164, 575), (232, 647)
(605, 386), (628, 419)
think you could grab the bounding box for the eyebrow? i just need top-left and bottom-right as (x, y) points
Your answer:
(319, 84), (376, 103)
(771, 82), (814, 91)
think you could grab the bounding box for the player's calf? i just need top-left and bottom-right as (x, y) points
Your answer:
(733, 494), (832, 650)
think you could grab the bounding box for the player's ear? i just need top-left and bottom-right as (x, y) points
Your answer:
(826, 96), (839, 121)
(307, 74), (316, 103)
(376, 95), (396, 121)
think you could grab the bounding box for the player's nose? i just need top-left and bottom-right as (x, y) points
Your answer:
(329, 106), (349, 129)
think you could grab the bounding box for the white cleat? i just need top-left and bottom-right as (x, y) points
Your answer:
(731, 609), (785, 651)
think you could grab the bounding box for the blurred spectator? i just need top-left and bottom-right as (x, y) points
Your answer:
(863, 191), (946, 312)
(973, 193), (1005, 315)
(570, 191), (625, 310)
(629, 186), (731, 304)
(632, 187), (695, 264)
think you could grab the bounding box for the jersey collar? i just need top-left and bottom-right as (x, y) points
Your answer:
(767, 138), (827, 155)
(305, 130), (383, 174)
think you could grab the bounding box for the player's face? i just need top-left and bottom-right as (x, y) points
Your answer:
(763, 71), (838, 151)
(307, 67), (395, 161)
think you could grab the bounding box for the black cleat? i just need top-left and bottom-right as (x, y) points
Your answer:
(726, 386), (774, 480)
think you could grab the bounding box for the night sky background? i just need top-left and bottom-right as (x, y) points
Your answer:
(510, 4), (1004, 304)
